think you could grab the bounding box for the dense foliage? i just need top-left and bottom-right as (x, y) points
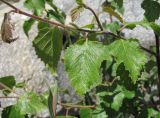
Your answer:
(1, 0), (160, 117)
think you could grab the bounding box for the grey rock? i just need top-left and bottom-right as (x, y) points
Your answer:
(0, 1), (55, 110)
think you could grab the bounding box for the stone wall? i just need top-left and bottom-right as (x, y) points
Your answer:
(0, 1), (55, 111)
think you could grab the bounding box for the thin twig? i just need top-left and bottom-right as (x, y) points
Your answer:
(43, 78), (57, 118)
(141, 46), (156, 56)
(155, 34), (160, 100)
(0, 82), (18, 95)
(58, 102), (96, 109)
(65, 108), (70, 117)
(118, 24), (127, 32)
(84, 5), (103, 31)
(101, 78), (117, 86)
(0, 96), (19, 99)
(0, 0), (155, 56)
(0, 0), (100, 33)
(109, 14), (113, 23)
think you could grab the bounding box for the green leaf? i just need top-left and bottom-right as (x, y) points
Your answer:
(64, 41), (110, 95)
(46, 0), (58, 12)
(48, 90), (54, 118)
(102, 2), (123, 23)
(123, 20), (151, 30)
(92, 107), (108, 118)
(24, 0), (45, 12)
(123, 89), (135, 99)
(23, 18), (35, 37)
(149, 23), (160, 36)
(80, 108), (92, 118)
(103, 21), (120, 34)
(46, 0), (66, 21)
(48, 81), (58, 118)
(76, 0), (84, 5)
(111, 92), (125, 111)
(148, 108), (160, 118)
(124, 21), (160, 36)
(111, 0), (124, 14)
(24, 0), (45, 16)
(0, 76), (16, 89)
(124, 23), (137, 30)
(97, 84), (135, 112)
(81, 24), (95, 29)
(33, 22), (63, 71)
(16, 92), (46, 115)
(111, 85), (135, 111)
(2, 106), (25, 118)
(87, 33), (98, 41)
(57, 116), (76, 118)
(141, 0), (160, 22)
(48, 10), (65, 24)
(15, 82), (26, 88)
(108, 40), (147, 82)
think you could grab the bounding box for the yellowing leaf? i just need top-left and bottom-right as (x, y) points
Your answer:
(71, 6), (84, 21)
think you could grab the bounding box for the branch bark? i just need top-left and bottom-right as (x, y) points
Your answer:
(0, 96), (19, 99)
(155, 34), (160, 100)
(0, 0), (155, 56)
(58, 102), (96, 109)
(141, 46), (156, 56)
(84, 5), (103, 31)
